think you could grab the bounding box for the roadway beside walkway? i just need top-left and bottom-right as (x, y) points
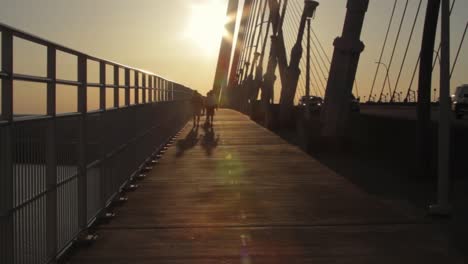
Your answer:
(68, 109), (461, 263)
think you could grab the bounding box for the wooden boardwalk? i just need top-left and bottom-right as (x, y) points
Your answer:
(69, 109), (460, 263)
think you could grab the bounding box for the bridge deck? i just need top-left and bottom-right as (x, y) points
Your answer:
(69, 109), (459, 263)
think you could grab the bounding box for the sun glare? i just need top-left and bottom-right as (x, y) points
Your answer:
(184, 0), (230, 55)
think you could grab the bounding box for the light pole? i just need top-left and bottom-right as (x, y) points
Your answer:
(430, 0), (451, 216)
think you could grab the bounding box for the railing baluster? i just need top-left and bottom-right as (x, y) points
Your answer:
(153, 77), (157, 102)
(142, 74), (147, 104)
(99, 61), (106, 110)
(1, 30), (14, 121)
(0, 29), (14, 264)
(99, 61), (107, 210)
(46, 45), (58, 261)
(135, 71), (139, 104)
(77, 54), (88, 230)
(171, 82), (174, 101)
(156, 77), (160, 102)
(113, 66), (119, 108)
(148, 76), (153, 103)
(125, 68), (130, 106)
(162, 80), (166, 102)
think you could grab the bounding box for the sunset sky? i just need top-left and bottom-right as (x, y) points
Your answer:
(0, 0), (467, 113)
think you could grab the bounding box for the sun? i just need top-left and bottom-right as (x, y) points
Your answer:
(184, 0), (230, 55)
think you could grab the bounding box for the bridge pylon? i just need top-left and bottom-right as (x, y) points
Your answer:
(213, 0), (240, 105)
(320, 0), (369, 140)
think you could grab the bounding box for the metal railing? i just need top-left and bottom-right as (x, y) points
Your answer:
(0, 23), (193, 264)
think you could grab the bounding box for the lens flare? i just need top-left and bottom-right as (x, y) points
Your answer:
(184, 0), (231, 55)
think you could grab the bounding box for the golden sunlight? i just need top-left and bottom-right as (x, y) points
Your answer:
(184, 0), (230, 55)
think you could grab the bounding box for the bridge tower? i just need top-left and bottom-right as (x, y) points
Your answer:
(213, 0), (240, 103)
(225, 0), (254, 108)
(320, 0), (369, 139)
(279, 0), (318, 126)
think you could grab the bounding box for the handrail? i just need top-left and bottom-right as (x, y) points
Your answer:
(0, 23), (168, 80)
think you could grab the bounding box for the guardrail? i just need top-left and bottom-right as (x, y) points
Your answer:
(0, 23), (193, 264)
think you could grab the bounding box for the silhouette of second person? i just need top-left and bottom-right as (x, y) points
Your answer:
(190, 90), (204, 126)
(205, 90), (217, 126)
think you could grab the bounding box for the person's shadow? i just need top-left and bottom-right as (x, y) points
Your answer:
(176, 127), (200, 157)
(201, 124), (219, 156)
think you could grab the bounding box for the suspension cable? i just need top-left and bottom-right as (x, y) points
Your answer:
(254, 0), (269, 63)
(246, 0), (266, 77)
(243, 0), (262, 78)
(450, 21), (467, 78)
(238, 0), (260, 80)
(378, 0), (410, 102)
(311, 29), (331, 64)
(391, 0), (423, 102)
(368, 0), (398, 101)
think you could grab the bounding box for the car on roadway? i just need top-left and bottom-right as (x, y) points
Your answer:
(452, 84), (468, 119)
(298, 95), (360, 113)
(299, 96), (323, 112)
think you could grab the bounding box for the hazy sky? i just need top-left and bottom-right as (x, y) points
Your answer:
(0, 0), (467, 113)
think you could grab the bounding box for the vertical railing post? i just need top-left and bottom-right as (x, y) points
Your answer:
(160, 78), (163, 102)
(46, 45), (58, 261)
(161, 79), (164, 102)
(99, 61), (107, 209)
(77, 54), (88, 230)
(135, 71), (139, 104)
(99, 62), (106, 110)
(153, 76), (159, 102)
(156, 78), (160, 102)
(142, 74), (147, 104)
(163, 79), (165, 101)
(125, 69), (130, 106)
(167, 81), (170, 101)
(171, 82), (174, 101)
(164, 80), (167, 101)
(0, 29), (14, 264)
(148, 76), (153, 103)
(114, 66), (119, 108)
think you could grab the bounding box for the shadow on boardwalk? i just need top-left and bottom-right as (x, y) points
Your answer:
(176, 126), (200, 157)
(201, 124), (219, 156)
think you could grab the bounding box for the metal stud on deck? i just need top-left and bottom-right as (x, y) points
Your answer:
(123, 184), (139, 192)
(76, 233), (99, 247)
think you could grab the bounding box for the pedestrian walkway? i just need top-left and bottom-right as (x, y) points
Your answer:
(69, 109), (460, 263)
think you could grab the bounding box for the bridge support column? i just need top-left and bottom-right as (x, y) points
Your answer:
(279, 0), (318, 127)
(320, 0), (369, 140)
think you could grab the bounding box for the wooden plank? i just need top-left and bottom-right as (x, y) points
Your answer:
(69, 109), (460, 263)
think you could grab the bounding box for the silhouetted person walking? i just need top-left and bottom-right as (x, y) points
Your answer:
(205, 90), (217, 126)
(191, 90), (203, 126)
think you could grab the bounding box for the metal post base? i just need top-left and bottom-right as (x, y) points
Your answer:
(76, 233), (98, 247)
(428, 204), (451, 216)
(113, 196), (128, 205)
(123, 184), (139, 192)
(97, 212), (116, 225)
